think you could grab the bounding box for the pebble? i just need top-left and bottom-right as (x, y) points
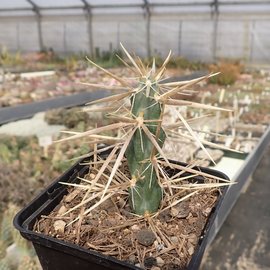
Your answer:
(123, 228), (129, 235)
(176, 202), (190, 218)
(156, 257), (164, 267)
(155, 242), (165, 252)
(188, 216), (197, 225)
(136, 229), (156, 247)
(170, 207), (179, 217)
(188, 233), (197, 245)
(144, 257), (156, 268)
(89, 173), (95, 179)
(188, 246), (195, 255)
(170, 236), (178, 244)
(202, 207), (212, 217)
(53, 220), (66, 233)
(158, 209), (171, 222)
(131, 224), (140, 232)
(57, 205), (67, 215)
(128, 254), (136, 263)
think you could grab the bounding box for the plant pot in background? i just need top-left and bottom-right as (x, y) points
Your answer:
(14, 156), (229, 270)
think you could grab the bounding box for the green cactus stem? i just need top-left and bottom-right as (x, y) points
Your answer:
(125, 74), (165, 215)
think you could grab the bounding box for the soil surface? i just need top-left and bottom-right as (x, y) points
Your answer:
(35, 166), (221, 270)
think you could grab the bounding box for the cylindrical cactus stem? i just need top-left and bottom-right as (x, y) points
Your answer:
(125, 76), (165, 215)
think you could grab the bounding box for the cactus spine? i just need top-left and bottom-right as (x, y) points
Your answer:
(125, 74), (165, 215)
(59, 44), (222, 218)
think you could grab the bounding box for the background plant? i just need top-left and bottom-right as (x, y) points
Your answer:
(209, 61), (242, 85)
(0, 204), (38, 270)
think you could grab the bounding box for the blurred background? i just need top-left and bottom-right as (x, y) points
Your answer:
(0, 0), (270, 63)
(0, 1), (269, 270)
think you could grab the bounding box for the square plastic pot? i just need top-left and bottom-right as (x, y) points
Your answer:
(14, 156), (229, 270)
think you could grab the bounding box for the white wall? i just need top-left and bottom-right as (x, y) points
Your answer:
(0, 12), (270, 64)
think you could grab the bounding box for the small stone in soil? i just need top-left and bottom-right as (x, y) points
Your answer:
(144, 257), (156, 268)
(128, 254), (136, 263)
(202, 207), (212, 217)
(188, 216), (197, 225)
(136, 229), (156, 247)
(176, 201), (190, 218)
(151, 267), (160, 270)
(89, 173), (95, 179)
(170, 236), (178, 244)
(188, 233), (197, 244)
(188, 245), (195, 255)
(155, 242), (165, 252)
(170, 207), (179, 217)
(57, 205), (67, 215)
(156, 257), (164, 267)
(131, 224), (140, 231)
(158, 209), (171, 222)
(53, 220), (66, 233)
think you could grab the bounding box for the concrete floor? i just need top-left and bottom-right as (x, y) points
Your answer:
(201, 144), (270, 270)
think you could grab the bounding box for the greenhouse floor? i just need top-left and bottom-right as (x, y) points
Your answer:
(201, 143), (270, 270)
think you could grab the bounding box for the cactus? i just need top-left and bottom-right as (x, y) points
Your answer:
(124, 70), (166, 214)
(57, 44), (228, 217)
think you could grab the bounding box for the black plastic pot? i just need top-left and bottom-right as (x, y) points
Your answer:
(14, 157), (229, 270)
